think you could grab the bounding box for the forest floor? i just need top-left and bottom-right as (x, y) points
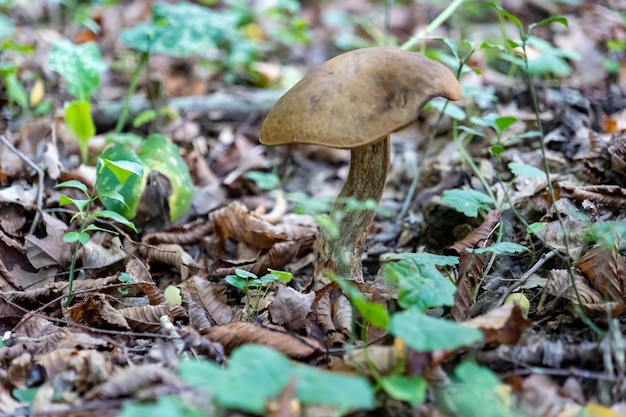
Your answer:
(1, 0), (626, 416)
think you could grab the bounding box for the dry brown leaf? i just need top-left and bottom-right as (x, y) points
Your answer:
(66, 293), (130, 330)
(120, 304), (173, 333)
(449, 210), (501, 321)
(560, 184), (626, 207)
(126, 258), (167, 305)
(464, 302), (532, 345)
(82, 233), (127, 270)
(545, 269), (626, 316)
(338, 345), (402, 376)
(145, 243), (197, 281)
(211, 201), (316, 250)
(184, 276), (234, 325)
(202, 322), (322, 359)
(141, 218), (214, 246)
(24, 212), (71, 268)
(576, 244), (624, 301)
(269, 286), (315, 332)
(210, 241), (309, 278)
(84, 363), (183, 400)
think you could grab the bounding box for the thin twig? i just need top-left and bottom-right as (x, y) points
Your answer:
(497, 249), (557, 305)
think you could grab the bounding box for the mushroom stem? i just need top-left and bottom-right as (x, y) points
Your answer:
(313, 135), (391, 283)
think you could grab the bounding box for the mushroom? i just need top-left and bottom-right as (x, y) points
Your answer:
(260, 47), (461, 283)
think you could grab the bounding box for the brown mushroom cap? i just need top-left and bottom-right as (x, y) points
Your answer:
(260, 47), (461, 149)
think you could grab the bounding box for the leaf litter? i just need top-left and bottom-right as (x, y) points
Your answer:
(1, 0), (626, 416)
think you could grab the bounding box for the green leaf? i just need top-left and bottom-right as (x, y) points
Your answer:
(458, 125), (485, 137)
(96, 190), (129, 208)
(99, 158), (145, 183)
(12, 387), (39, 404)
(385, 252), (459, 268)
(121, 395), (202, 417)
(467, 242), (529, 255)
(83, 224), (117, 234)
(490, 144), (505, 157)
(0, 13), (14, 40)
(267, 269), (293, 283)
(98, 144), (147, 220)
(294, 364), (374, 410)
(5, 72), (28, 110)
(117, 272), (133, 284)
(64, 100), (95, 162)
(527, 222), (547, 234)
(55, 180), (89, 195)
(225, 275), (248, 290)
(389, 308), (483, 352)
(139, 134), (193, 221)
(92, 210), (138, 231)
(494, 116), (517, 133)
(235, 268), (257, 279)
(63, 231), (90, 245)
(120, 2), (237, 57)
(441, 189), (494, 217)
(380, 376), (427, 407)
(48, 40), (106, 101)
(528, 16), (568, 33)
(179, 345), (374, 413)
(245, 171), (281, 190)
(333, 276), (388, 330)
(132, 109), (157, 128)
(433, 362), (513, 417)
(179, 345), (293, 414)
(383, 259), (456, 311)
(486, 2), (523, 34)
(59, 196), (90, 212)
(508, 162), (546, 179)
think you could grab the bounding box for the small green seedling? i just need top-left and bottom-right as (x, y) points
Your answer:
(56, 158), (141, 304)
(225, 268), (292, 320)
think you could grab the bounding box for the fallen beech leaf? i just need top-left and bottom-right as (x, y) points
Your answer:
(464, 302), (532, 345)
(576, 244), (624, 302)
(184, 276), (233, 325)
(202, 322), (322, 359)
(269, 286), (315, 332)
(449, 210), (501, 321)
(66, 293), (130, 330)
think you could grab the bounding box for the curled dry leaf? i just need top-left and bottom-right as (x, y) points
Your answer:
(576, 244), (625, 302)
(448, 210), (501, 321)
(464, 302), (532, 345)
(141, 218), (214, 246)
(66, 293), (130, 330)
(202, 322), (322, 359)
(560, 184), (626, 208)
(545, 269), (626, 317)
(184, 276), (234, 325)
(126, 258), (167, 305)
(269, 286), (315, 332)
(145, 243), (197, 281)
(210, 240), (308, 278)
(84, 363), (184, 400)
(181, 287), (213, 333)
(211, 201), (317, 250)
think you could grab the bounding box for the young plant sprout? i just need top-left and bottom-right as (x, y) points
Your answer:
(260, 47), (461, 283)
